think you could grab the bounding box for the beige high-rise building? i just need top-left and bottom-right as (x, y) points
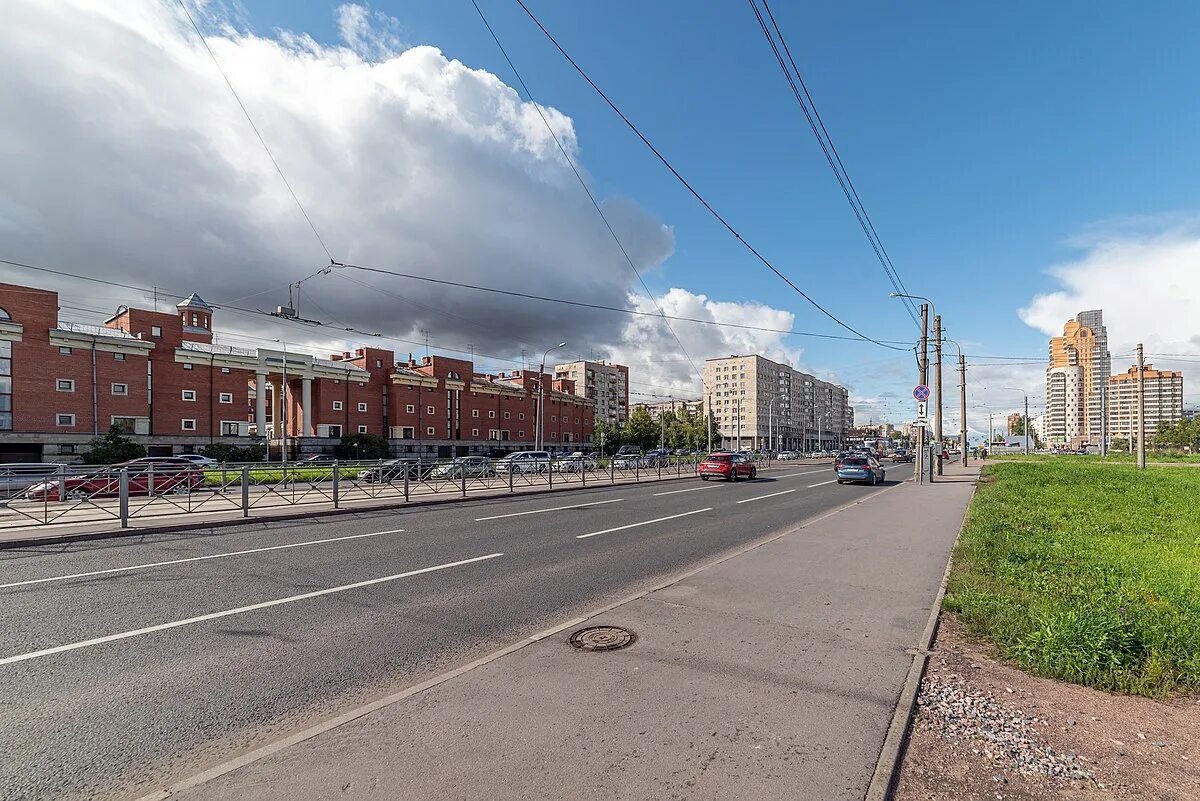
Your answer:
(554, 360), (629, 425)
(635, 398), (703, 420)
(703, 354), (850, 451)
(1045, 310), (1110, 446)
(1107, 364), (1184, 444)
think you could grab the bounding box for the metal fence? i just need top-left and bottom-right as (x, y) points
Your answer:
(0, 453), (781, 531)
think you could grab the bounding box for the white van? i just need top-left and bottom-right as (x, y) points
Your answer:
(494, 451), (551, 474)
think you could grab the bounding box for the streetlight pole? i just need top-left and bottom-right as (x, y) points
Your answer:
(945, 337), (968, 467)
(768, 397), (776, 458)
(890, 292), (936, 483)
(536, 342), (566, 451)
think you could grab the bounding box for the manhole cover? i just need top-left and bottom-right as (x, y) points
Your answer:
(569, 626), (637, 652)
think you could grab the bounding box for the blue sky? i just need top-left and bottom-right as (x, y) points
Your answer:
(232, 0), (1199, 417)
(5, 1), (1198, 430)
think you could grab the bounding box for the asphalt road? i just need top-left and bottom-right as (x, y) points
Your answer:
(0, 459), (913, 800)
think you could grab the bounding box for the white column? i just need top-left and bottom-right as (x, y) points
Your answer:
(255, 372), (267, 436)
(301, 377), (313, 437)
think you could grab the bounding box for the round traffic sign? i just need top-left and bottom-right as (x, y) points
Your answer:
(913, 384), (931, 401)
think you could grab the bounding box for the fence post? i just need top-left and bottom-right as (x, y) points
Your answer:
(241, 466), (249, 517)
(146, 464), (154, 499)
(118, 468), (129, 528)
(332, 460), (340, 509)
(508, 466), (514, 493)
(635, 460), (640, 483)
(461, 467), (467, 498)
(404, 468), (410, 503)
(57, 464), (66, 505)
(221, 461), (227, 487)
(582, 461), (586, 487)
(610, 457), (614, 484)
(548, 461), (553, 489)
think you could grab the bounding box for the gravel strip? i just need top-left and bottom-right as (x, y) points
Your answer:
(915, 671), (1094, 781)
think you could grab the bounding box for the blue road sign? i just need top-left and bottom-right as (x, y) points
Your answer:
(913, 384), (931, 401)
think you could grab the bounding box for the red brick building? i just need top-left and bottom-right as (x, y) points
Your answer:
(0, 281), (595, 461)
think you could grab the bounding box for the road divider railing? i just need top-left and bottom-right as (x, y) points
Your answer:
(0, 453), (777, 531)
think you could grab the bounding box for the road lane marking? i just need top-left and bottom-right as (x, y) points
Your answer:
(576, 508), (712, 540)
(0, 552), (503, 667)
(652, 486), (714, 496)
(768, 469), (829, 479)
(474, 498), (623, 522)
(735, 489), (797, 505)
(0, 530), (405, 590)
(807, 479), (837, 488)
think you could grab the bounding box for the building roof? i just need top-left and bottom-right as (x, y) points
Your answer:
(176, 293), (212, 311)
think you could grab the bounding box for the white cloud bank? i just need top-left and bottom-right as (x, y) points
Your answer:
(0, 0), (801, 394)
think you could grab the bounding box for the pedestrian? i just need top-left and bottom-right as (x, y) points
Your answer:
(981, 446), (988, 461)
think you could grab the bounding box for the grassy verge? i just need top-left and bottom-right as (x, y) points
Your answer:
(201, 466), (360, 485)
(945, 460), (1200, 696)
(991, 451), (1200, 463)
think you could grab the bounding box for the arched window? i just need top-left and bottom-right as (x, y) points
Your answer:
(0, 307), (11, 320)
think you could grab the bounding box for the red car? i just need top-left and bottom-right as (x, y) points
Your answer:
(25, 457), (204, 501)
(698, 452), (757, 482)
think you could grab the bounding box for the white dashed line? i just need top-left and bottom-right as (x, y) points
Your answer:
(735, 489), (797, 504)
(474, 498), (624, 522)
(576, 508), (712, 540)
(652, 486), (715, 496)
(807, 480), (838, 488)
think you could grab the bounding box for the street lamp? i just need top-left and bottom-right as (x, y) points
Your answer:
(944, 337), (968, 466)
(1002, 386), (1031, 455)
(536, 342), (566, 451)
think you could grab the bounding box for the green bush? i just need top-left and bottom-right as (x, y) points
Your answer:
(200, 443), (267, 463)
(338, 433), (390, 459)
(82, 424), (146, 464)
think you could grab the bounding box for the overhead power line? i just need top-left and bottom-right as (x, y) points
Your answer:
(749, 0), (919, 326)
(174, 0), (334, 262)
(510, 0), (904, 352)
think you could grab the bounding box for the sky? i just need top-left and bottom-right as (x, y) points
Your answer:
(3, 0), (1200, 439)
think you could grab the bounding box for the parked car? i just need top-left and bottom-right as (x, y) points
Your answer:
(0, 462), (70, 500)
(25, 457), (204, 501)
(175, 453), (219, 466)
(356, 458), (433, 483)
(430, 457), (495, 479)
(553, 453), (598, 473)
(835, 454), (886, 485)
(891, 449), (913, 463)
(646, 448), (672, 466)
(495, 451), (551, 474)
(698, 451), (757, 481)
(615, 445), (643, 457)
(777, 451), (799, 461)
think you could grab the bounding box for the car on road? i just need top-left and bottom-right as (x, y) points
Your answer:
(24, 457), (205, 501)
(891, 449), (913, 463)
(835, 454), (886, 485)
(356, 458), (434, 483)
(553, 453), (597, 473)
(777, 450), (799, 461)
(429, 457), (495, 480)
(698, 451), (757, 481)
(495, 450), (551, 474)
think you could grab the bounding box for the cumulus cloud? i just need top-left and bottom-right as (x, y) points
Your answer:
(0, 0), (807, 389)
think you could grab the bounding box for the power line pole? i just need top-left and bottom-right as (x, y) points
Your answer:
(1024, 395), (1030, 456)
(959, 353), (968, 466)
(1137, 342), (1146, 469)
(1099, 381), (1107, 457)
(916, 303), (929, 485)
(934, 314), (943, 474)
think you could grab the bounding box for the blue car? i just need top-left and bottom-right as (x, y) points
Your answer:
(835, 454), (886, 485)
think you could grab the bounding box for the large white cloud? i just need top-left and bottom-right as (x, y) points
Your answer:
(0, 0), (810, 389)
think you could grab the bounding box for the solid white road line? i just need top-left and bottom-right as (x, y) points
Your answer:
(0, 552), (503, 667)
(576, 508), (712, 540)
(0, 530), (405, 590)
(768, 469), (830, 479)
(807, 479), (837, 488)
(652, 485), (715, 496)
(474, 498), (623, 522)
(735, 489), (797, 505)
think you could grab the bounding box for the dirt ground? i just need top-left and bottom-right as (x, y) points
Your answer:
(895, 615), (1200, 801)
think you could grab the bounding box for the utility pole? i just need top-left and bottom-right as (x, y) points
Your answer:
(959, 353), (968, 466)
(1137, 343), (1146, 469)
(934, 314), (944, 474)
(1099, 382), (1107, 457)
(706, 392), (712, 453)
(1024, 395), (1031, 456)
(736, 395), (742, 452)
(916, 304), (929, 484)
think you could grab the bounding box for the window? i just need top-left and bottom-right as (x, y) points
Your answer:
(0, 341), (10, 430)
(183, 363), (193, 370)
(333, 400), (343, 410)
(503, 411), (510, 419)
(426, 426), (436, 435)
(489, 410), (496, 418)
(56, 413), (75, 427)
(405, 404), (415, 413)
(112, 416), (138, 434)
(358, 425), (368, 434)
(182, 389), (197, 401)
(397, 426), (414, 439)
(327, 425), (342, 438)
(358, 402), (367, 412)
(181, 418), (196, 431)
(114, 353), (126, 362)
(58, 444), (77, 455)
(472, 409), (479, 417)
(218, 392), (233, 404)
(551, 432), (558, 440)
(426, 405), (435, 415)
(57, 379), (75, 392)
(551, 415), (557, 422)
(518, 430), (525, 438)
(221, 367), (231, 374)
(471, 428), (479, 437)
(111, 383), (128, 396)
(518, 413), (525, 420)
(220, 421), (241, 436)
(151, 325), (162, 337)
(375, 359), (383, 368)
(59, 346), (72, 356)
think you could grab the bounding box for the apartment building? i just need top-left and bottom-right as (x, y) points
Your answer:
(553, 360), (629, 424)
(1045, 310), (1110, 445)
(1006, 412), (1022, 435)
(634, 398), (703, 420)
(702, 354), (850, 451)
(0, 281), (594, 461)
(1107, 364), (1184, 444)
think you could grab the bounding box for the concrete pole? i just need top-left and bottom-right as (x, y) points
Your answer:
(1137, 343), (1146, 469)
(254, 371), (267, 438)
(301, 377), (313, 438)
(959, 354), (968, 466)
(1024, 395), (1030, 456)
(916, 305), (929, 485)
(934, 314), (944, 445)
(736, 396), (741, 451)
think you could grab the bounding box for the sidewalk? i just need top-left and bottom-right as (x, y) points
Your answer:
(163, 463), (979, 801)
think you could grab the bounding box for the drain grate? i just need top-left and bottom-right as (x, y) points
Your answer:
(569, 626), (637, 652)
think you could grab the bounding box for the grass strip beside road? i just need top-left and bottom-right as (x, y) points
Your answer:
(945, 460), (1200, 697)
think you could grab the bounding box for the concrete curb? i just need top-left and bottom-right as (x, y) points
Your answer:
(864, 470), (979, 801)
(132, 473), (906, 801)
(0, 467), (728, 550)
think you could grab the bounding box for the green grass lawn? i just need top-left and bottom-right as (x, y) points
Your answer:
(945, 460), (1200, 696)
(201, 466), (360, 485)
(991, 451), (1200, 464)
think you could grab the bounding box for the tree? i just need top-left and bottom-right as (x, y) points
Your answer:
(83, 424), (146, 464)
(621, 407), (659, 451)
(592, 420), (621, 454)
(1110, 436), (1128, 451)
(339, 433), (390, 459)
